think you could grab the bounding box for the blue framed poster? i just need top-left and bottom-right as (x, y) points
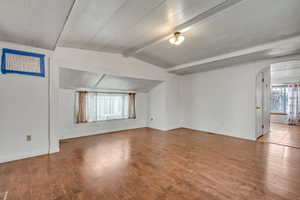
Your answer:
(1, 48), (45, 77)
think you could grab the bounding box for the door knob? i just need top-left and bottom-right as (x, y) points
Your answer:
(256, 106), (261, 109)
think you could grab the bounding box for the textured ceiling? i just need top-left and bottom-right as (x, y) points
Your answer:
(1, 0), (300, 74)
(170, 41), (300, 75)
(59, 68), (162, 92)
(58, 0), (225, 53)
(272, 61), (300, 72)
(98, 75), (162, 93)
(138, 0), (300, 68)
(271, 61), (300, 84)
(0, 0), (74, 49)
(59, 67), (102, 89)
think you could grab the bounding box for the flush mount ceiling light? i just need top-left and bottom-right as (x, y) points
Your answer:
(169, 32), (185, 45)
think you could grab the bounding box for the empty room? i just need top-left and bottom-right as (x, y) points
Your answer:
(0, 0), (300, 199)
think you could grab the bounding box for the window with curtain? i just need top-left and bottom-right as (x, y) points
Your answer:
(271, 86), (288, 114)
(286, 84), (300, 125)
(76, 92), (136, 123)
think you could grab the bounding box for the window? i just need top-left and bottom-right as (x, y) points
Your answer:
(271, 86), (288, 114)
(87, 93), (129, 121)
(76, 91), (136, 123)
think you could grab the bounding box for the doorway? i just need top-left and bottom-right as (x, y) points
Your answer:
(258, 61), (300, 148)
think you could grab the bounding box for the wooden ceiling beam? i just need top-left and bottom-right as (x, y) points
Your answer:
(122, 0), (243, 57)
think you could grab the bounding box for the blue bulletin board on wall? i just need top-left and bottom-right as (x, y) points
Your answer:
(1, 48), (45, 77)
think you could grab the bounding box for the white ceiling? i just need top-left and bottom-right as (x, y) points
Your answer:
(98, 75), (162, 92)
(58, 0), (225, 53)
(139, 0), (300, 67)
(60, 67), (102, 89)
(171, 36), (300, 74)
(1, 0), (300, 74)
(0, 0), (74, 49)
(59, 68), (162, 92)
(271, 61), (300, 84)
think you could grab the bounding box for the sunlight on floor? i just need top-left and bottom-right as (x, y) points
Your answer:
(258, 123), (300, 148)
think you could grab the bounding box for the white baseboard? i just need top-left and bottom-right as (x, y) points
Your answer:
(61, 126), (147, 140)
(0, 148), (59, 164)
(147, 125), (182, 131)
(182, 126), (256, 141)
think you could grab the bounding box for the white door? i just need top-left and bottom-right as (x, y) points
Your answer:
(256, 67), (271, 138)
(256, 72), (264, 138)
(262, 67), (271, 135)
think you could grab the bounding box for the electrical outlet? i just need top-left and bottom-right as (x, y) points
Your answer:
(26, 135), (32, 142)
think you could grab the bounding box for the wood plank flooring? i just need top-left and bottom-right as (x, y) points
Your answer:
(259, 123), (300, 148)
(1, 128), (300, 200)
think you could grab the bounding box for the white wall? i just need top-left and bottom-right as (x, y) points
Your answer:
(4, 43), (298, 163)
(181, 64), (257, 140)
(52, 47), (182, 141)
(53, 47), (172, 81)
(58, 89), (148, 139)
(180, 55), (300, 140)
(0, 41), (54, 163)
(166, 76), (183, 130)
(147, 75), (182, 131)
(0, 44), (181, 163)
(148, 83), (167, 130)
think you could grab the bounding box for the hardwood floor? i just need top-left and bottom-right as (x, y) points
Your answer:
(259, 123), (300, 148)
(1, 128), (300, 200)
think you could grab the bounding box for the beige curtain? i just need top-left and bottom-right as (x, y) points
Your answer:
(76, 91), (88, 123)
(128, 93), (136, 119)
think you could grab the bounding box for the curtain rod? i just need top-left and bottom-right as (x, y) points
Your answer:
(272, 83), (300, 87)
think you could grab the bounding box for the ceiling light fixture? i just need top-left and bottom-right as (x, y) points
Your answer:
(169, 32), (185, 45)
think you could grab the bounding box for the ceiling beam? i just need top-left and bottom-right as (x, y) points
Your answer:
(167, 35), (300, 73)
(53, 0), (77, 50)
(94, 74), (106, 88)
(122, 0), (243, 57)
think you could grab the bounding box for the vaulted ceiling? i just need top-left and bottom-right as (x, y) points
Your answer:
(59, 68), (162, 92)
(0, 0), (74, 49)
(1, 0), (300, 74)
